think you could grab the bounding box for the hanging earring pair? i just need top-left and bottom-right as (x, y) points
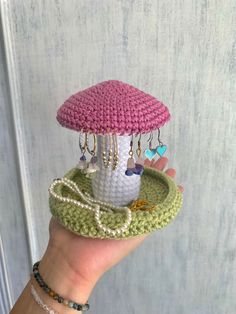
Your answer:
(102, 135), (119, 170)
(77, 133), (99, 175)
(144, 129), (167, 160)
(125, 134), (144, 176)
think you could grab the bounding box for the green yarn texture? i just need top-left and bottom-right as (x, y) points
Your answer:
(49, 167), (183, 239)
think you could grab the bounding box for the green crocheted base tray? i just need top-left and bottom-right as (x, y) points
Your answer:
(49, 167), (183, 239)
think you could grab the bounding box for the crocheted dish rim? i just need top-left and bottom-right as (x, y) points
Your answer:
(52, 166), (177, 215)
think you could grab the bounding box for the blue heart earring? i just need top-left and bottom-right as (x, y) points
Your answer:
(145, 129), (167, 160)
(145, 132), (156, 160)
(156, 128), (167, 157)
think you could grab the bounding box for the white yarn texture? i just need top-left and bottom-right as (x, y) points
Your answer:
(92, 135), (141, 207)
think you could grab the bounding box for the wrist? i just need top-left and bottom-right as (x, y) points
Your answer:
(36, 242), (97, 311)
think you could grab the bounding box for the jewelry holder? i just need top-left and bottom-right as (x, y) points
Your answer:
(50, 80), (183, 239)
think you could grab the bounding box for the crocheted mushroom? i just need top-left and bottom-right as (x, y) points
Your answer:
(57, 80), (170, 206)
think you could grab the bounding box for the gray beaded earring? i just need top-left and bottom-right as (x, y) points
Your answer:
(102, 135), (113, 168)
(112, 134), (119, 170)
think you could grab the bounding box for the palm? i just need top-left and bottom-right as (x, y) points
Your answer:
(49, 157), (183, 282)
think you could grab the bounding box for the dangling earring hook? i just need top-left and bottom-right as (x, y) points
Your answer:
(87, 134), (97, 156)
(134, 133), (144, 175)
(136, 133), (142, 157)
(129, 134), (134, 157)
(147, 131), (154, 150)
(125, 135), (135, 176)
(157, 128), (163, 146)
(77, 132), (88, 170)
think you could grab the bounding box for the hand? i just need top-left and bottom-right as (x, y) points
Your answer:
(40, 157), (184, 304)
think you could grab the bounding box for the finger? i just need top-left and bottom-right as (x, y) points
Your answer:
(144, 159), (152, 166)
(150, 159), (156, 167)
(153, 157), (168, 171)
(165, 168), (176, 179)
(178, 185), (184, 193)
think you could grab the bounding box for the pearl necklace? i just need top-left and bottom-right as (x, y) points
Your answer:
(49, 178), (132, 237)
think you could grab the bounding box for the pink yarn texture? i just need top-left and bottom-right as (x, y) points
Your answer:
(57, 80), (171, 135)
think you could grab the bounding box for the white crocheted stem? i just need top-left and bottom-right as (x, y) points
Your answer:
(92, 135), (141, 207)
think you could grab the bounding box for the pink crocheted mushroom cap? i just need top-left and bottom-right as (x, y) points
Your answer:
(57, 80), (171, 135)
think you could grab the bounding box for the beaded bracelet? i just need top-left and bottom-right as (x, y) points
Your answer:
(33, 261), (90, 312)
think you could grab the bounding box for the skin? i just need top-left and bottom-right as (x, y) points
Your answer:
(11, 157), (183, 314)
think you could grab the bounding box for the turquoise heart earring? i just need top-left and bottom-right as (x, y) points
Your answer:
(145, 129), (167, 160)
(145, 132), (156, 160)
(77, 133), (88, 170)
(156, 128), (167, 157)
(125, 135), (136, 176)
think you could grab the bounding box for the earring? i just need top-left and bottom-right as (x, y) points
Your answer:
(112, 135), (119, 170)
(102, 135), (112, 168)
(133, 134), (144, 175)
(86, 134), (100, 174)
(77, 133), (88, 170)
(144, 132), (156, 160)
(125, 135), (136, 176)
(156, 128), (167, 157)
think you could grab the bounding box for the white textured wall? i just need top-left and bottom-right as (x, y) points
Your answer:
(0, 1), (235, 313)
